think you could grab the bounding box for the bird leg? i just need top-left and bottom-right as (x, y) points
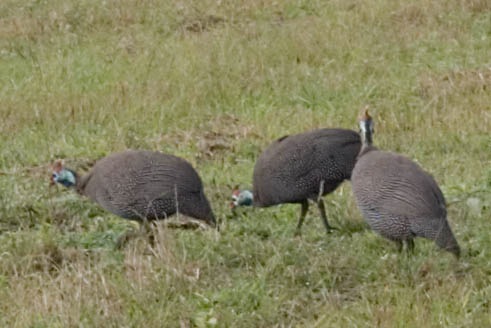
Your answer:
(295, 200), (309, 235)
(395, 240), (404, 252)
(115, 220), (157, 249)
(316, 180), (336, 232)
(394, 239), (414, 254)
(317, 198), (336, 232)
(405, 238), (415, 253)
(141, 219), (158, 247)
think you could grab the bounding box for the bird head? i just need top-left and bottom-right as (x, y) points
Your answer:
(358, 106), (374, 134)
(51, 160), (77, 188)
(230, 188), (253, 209)
(358, 106), (374, 145)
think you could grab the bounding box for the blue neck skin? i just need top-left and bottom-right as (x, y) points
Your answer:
(237, 190), (253, 206)
(53, 168), (77, 188)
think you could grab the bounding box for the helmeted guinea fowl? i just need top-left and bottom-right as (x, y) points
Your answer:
(51, 150), (216, 228)
(231, 128), (361, 233)
(351, 110), (460, 257)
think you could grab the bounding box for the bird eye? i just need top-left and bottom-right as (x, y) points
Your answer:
(52, 173), (58, 179)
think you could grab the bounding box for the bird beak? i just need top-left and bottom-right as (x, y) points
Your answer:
(230, 193), (239, 209)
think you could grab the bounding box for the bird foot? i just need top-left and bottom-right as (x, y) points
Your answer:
(324, 225), (338, 233)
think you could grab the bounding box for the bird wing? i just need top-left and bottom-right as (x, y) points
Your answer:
(253, 129), (360, 204)
(357, 151), (447, 220)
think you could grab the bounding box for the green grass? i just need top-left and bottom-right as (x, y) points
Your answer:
(1, 0), (490, 326)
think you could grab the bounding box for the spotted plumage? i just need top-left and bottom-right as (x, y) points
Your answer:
(51, 150), (216, 227)
(351, 110), (460, 257)
(232, 128), (361, 232)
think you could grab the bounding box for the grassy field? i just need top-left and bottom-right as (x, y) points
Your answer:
(1, 0), (490, 326)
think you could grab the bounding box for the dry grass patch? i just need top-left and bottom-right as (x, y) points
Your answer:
(151, 113), (258, 160)
(419, 67), (491, 98)
(0, 0), (490, 326)
(458, 0), (491, 12)
(416, 67), (491, 134)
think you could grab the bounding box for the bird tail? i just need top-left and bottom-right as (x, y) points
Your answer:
(200, 195), (217, 229)
(206, 211), (217, 229)
(435, 220), (461, 258)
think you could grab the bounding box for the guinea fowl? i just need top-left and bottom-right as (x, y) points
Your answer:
(51, 150), (216, 231)
(351, 110), (460, 257)
(231, 128), (361, 233)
